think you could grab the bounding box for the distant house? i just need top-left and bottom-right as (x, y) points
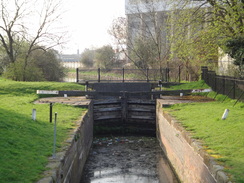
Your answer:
(59, 50), (82, 68)
(218, 48), (235, 75)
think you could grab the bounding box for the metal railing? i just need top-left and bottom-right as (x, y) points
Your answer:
(201, 66), (244, 102)
(75, 68), (169, 83)
(63, 66), (194, 83)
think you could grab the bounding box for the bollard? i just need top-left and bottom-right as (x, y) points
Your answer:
(32, 109), (36, 121)
(222, 109), (229, 120)
(52, 112), (58, 159)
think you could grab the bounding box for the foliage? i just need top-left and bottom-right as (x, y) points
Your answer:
(80, 49), (95, 68)
(224, 36), (244, 77)
(0, 78), (85, 182)
(169, 2), (219, 80)
(95, 45), (115, 69)
(130, 37), (159, 69)
(2, 48), (65, 81)
(206, 0), (244, 76)
(3, 58), (44, 81)
(0, 0), (65, 81)
(32, 49), (66, 81)
(206, 0), (244, 38)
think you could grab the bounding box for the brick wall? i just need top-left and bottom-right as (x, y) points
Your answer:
(37, 101), (93, 183)
(156, 100), (230, 183)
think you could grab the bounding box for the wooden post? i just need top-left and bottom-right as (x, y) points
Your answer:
(50, 103), (53, 123)
(146, 68), (149, 82)
(214, 73), (217, 91)
(85, 81), (89, 92)
(178, 66), (181, 83)
(201, 66), (208, 84)
(98, 68), (101, 82)
(122, 68), (125, 83)
(76, 68), (79, 83)
(222, 76), (225, 95)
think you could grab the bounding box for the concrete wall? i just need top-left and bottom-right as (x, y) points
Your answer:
(37, 101), (93, 183)
(156, 100), (230, 183)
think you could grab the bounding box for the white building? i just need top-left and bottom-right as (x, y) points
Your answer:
(59, 50), (82, 68)
(125, 0), (209, 57)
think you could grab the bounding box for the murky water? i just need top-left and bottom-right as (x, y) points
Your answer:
(80, 136), (180, 183)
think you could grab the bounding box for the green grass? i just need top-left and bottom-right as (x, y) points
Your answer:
(163, 80), (210, 90)
(0, 77), (86, 182)
(164, 89), (244, 182)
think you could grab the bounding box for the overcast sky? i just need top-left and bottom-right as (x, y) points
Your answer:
(61, 0), (125, 54)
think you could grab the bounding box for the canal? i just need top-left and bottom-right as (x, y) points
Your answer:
(80, 136), (180, 183)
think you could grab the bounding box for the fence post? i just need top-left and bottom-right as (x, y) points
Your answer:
(233, 79), (236, 99)
(76, 68), (79, 83)
(166, 67), (170, 82)
(122, 68), (125, 83)
(85, 81), (89, 92)
(201, 66), (208, 82)
(50, 103), (53, 123)
(214, 73), (217, 91)
(146, 68), (149, 82)
(98, 68), (101, 82)
(223, 76), (226, 95)
(159, 67), (163, 81)
(178, 66), (181, 83)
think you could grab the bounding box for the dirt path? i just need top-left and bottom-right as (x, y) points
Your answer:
(34, 96), (90, 106)
(158, 95), (214, 105)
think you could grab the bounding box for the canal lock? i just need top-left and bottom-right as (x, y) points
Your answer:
(80, 136), (180, 183)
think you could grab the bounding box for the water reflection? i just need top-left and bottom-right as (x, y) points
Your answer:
(63, 77), (76, 82)
(80, 137), (179, 183)
(90, 168), (158, 183)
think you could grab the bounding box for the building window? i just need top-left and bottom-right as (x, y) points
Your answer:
(129, 0), (140, 4)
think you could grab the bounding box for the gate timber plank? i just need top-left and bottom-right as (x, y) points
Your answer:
(94, 107), (121, 112)
(129, 115), (155, 120)
(94, 115), (122, 121)
(128, 108), (155, 112)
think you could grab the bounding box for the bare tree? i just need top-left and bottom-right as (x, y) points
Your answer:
(0, 0), (65, 80)
(110, 0), (171, 69)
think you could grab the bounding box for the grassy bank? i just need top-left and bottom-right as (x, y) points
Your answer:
(0, 78), (85, 182)
(162, 80), (210, 90)
(164, 82), (244, 182)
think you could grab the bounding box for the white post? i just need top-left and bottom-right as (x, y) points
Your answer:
(222, 109), (229, 120)
(32, 109), (36, 121)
